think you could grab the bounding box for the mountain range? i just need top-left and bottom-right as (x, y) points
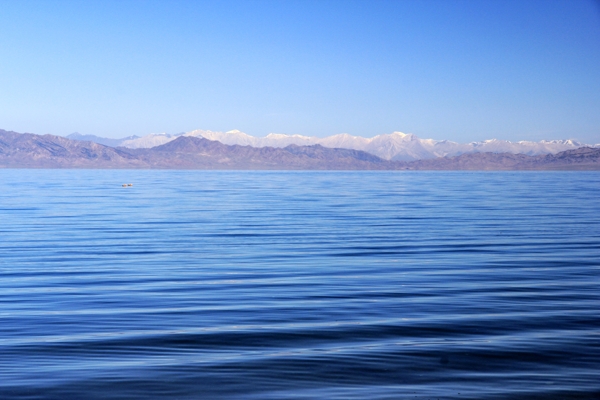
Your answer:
(67, 130), (599, 161)
(2, 129), (599, 170)
(1, 129), (391, 170)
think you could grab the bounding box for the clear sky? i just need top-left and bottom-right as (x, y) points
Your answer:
(1, 0), (599, 143)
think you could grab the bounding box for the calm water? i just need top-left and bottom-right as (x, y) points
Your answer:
(0, 170), (599, 399)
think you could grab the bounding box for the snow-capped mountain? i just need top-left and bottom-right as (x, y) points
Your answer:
(73, 129), (598, 161)
(183, 130), (596, 161)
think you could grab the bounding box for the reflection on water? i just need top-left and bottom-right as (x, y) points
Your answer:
(0, 170), (599, 399)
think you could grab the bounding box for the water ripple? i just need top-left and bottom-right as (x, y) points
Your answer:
(0, 170), (599, 399)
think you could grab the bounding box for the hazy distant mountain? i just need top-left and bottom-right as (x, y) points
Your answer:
(67, 132), (186, 149)
(67, 132), (140, 147)
(116, 129), (598, 161)
(3, 129), (599, 170)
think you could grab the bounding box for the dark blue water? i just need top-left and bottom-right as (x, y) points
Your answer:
(0, 170), (599, 399)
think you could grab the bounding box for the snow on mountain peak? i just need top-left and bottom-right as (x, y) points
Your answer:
(265, 133), (287, 139)
(266, 133), (311, 140)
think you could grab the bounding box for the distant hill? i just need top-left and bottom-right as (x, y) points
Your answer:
(407, 147), (600, 170)
(2, 129), (599, 170)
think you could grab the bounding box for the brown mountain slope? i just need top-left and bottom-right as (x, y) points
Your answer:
(132, 136), (390, 169)
(537, 147), (600, 169)
(408, 147), (600, 170)
(0, 129), (145, 168)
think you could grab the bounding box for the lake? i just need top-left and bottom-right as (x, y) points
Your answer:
(0, 170), (599, 399)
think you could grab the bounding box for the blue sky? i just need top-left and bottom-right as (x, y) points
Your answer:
(1, 0), (599, 142)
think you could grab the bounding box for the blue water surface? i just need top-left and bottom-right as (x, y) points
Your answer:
(0, 170), (599, 399)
